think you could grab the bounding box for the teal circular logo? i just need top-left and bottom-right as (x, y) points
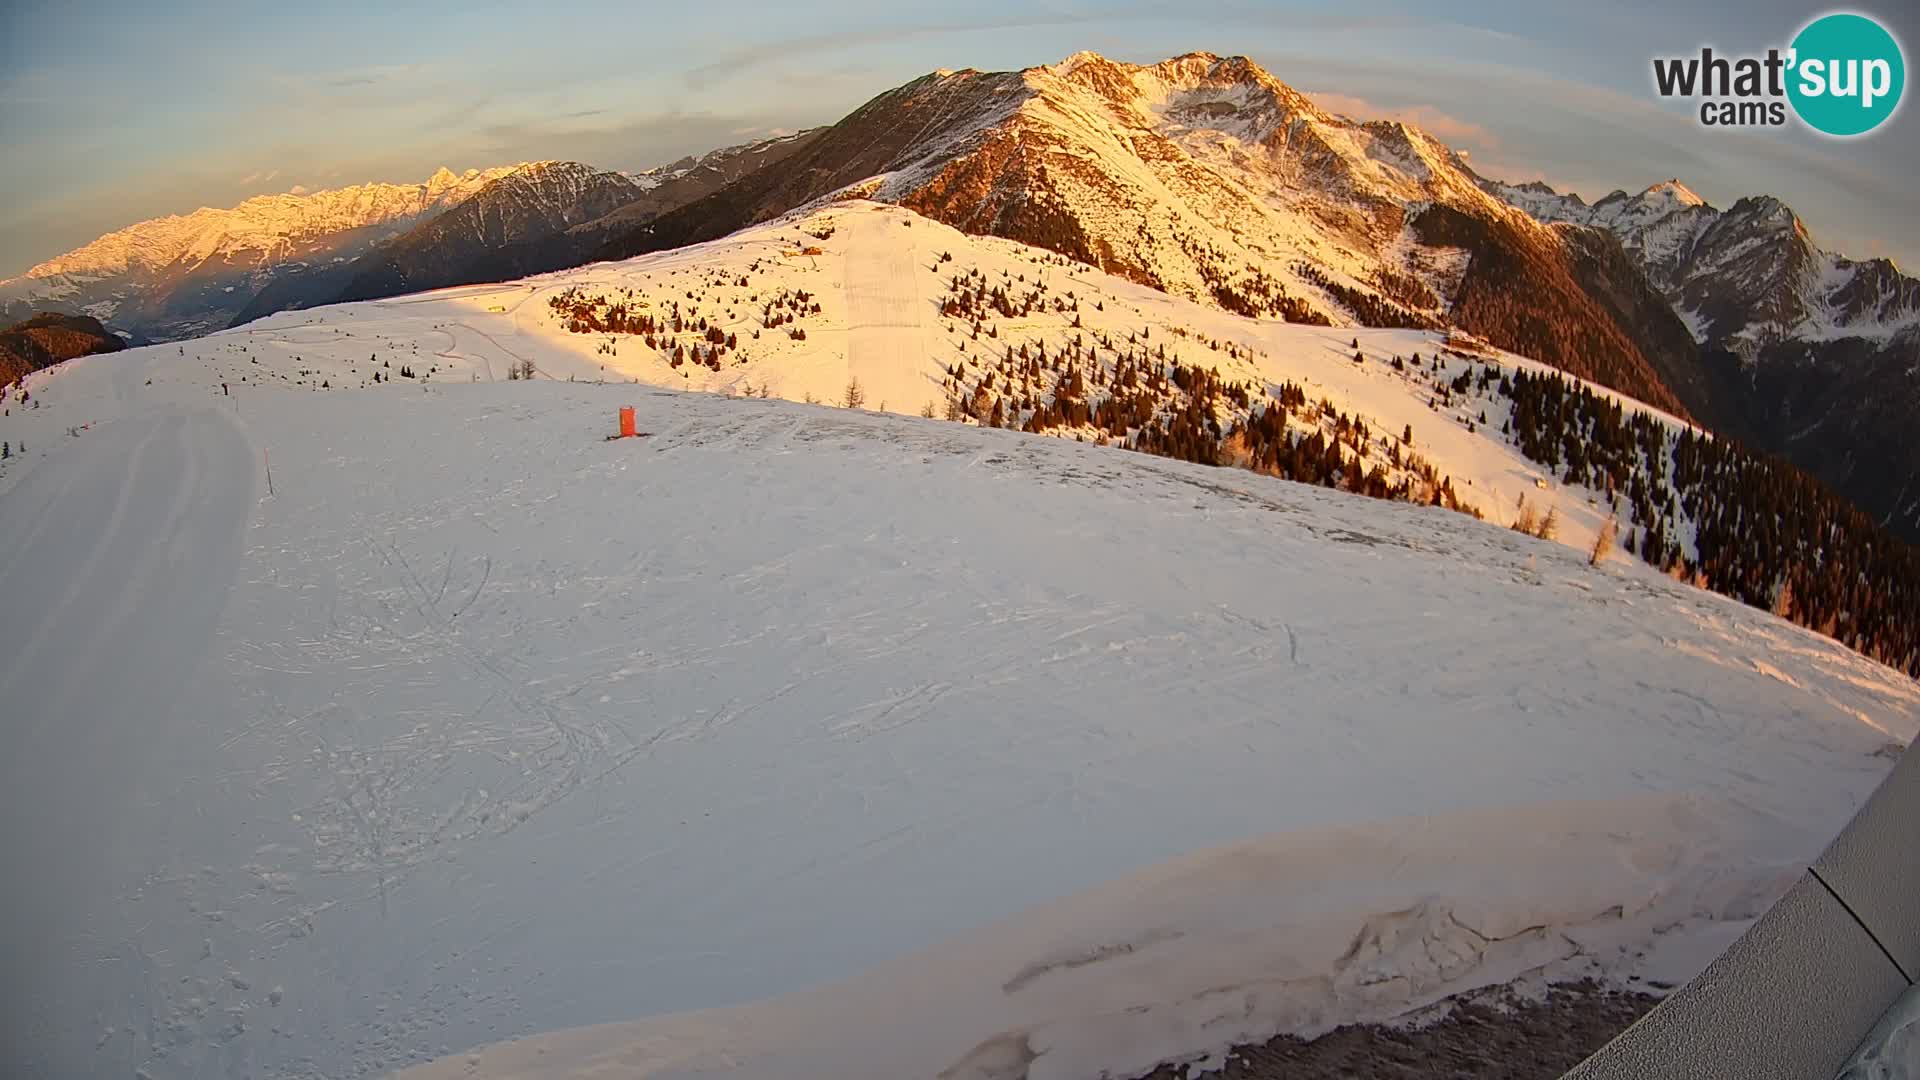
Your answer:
(1787, 13), (1905, 136)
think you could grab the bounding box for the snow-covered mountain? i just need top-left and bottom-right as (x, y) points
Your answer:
(604, 51), (1699, 418)
(4, 197), (1915, 1080)
(1481, 177), (1920, 350)
(586, 129), (823, 235)
(328, 161), (644, 304)
(230, 135), (822, 327)
(1483, 176), (1920, 538)
(15, 196), (1914, 679)
(0, 167), (513, 341)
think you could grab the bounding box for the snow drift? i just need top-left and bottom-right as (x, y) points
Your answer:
(394, 794), (1811, 1080)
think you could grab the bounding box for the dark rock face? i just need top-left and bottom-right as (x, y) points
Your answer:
(1133, 980), (1659, 1080)
(1698, 332), (1920, 538)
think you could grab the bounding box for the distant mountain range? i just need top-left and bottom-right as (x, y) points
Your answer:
(229, 132), (819, 325)
(0, 134), (820, 345)
(6, 51), (1918, 537)
(1481, 176), (1920, 537)
(228, 160), (644, 322)
(0, 167), (513, 341)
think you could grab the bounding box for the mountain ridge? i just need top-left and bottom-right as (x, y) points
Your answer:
(1478, 176), (1920, 349)
(600, 50), (1697, 417)
(229, 132), (823, 326)
(1479, 173), (1920, 537)
(0, 166), (516, 341)
(330, 161), (645, 304)
(17, 49), (1920, 539)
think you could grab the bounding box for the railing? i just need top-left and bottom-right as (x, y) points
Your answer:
(1565, 743), (1918, 1078)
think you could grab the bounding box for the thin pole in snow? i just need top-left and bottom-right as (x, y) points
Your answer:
(265, 448), (274, 497)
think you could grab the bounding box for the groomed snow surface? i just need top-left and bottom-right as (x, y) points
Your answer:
(3, 206), (1917, 1080)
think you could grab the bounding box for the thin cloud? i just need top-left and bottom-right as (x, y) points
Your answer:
(467, 110), (805, 173)
(316, 64), (429, 91)
(681, 9), (1147, 89)
(1304, 91), (1502, 148)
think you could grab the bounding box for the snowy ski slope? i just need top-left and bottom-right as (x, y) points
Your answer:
(5, 202), (1697, 557)
(2, 203), (1915, 1080)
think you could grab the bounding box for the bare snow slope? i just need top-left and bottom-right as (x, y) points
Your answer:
(137, 200), (1692, 563)
(2, 260), (1916, 1079)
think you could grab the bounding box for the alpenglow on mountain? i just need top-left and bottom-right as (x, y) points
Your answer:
(230, 133), (821, 326)
(0, 167), (514, 341)
(0, 134), (825, 344)
(601, 50), (1701, 417)
(12, 49), (1920, 539)
(231, 161), (645, 321)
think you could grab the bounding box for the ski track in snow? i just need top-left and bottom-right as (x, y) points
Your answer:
(0, 403), (257, 1077)
(1, 208), (1917, 1079)
(842, 207), (937, 415)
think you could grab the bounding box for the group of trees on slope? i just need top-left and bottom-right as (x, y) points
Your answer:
(1502, 368), (1920, 675)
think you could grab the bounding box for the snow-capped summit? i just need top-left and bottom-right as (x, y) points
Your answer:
(1482, 175), (1920, 349)
(1482, 172), (1920, 537)
(1641, 178), (1705, 208)
(16, 168), (510, 283)
(424, 165), (476, 197)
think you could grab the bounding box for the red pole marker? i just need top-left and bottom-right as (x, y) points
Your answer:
(618, 407), (636, 439)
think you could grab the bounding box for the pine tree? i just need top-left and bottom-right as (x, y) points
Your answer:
(1588, 517), (1618, 566)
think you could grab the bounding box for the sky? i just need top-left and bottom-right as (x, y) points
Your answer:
(1, 0), (1916, 275)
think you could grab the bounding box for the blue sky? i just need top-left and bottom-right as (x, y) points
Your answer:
(2, 0), (1915, 274)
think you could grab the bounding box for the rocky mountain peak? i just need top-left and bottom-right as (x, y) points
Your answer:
(1639, 179), (1706, 208)
(1485, 173), (1919, 354)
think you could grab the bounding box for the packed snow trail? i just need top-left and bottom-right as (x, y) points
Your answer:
(0, 406), (255, 1069)
(1, 353), (1915, 1078)
(841, 207), (937, 414)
